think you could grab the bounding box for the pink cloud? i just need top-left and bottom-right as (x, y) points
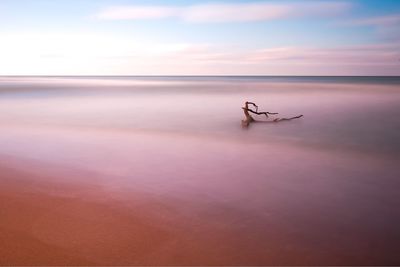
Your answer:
(245, 44), (400, 65)
(94, 1), (352, 22)
(147, 43), (399, 69)
(94, 6), (179, 20)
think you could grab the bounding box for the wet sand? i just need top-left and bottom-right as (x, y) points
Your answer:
(1, 126), (400, 265)
(0, 159), (176, 265)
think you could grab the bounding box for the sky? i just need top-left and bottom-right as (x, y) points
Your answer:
(0, 0), (399, 75)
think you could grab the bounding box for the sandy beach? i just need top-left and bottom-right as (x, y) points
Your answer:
(1, 127), (400, 265)
(1, 77), (400, 265)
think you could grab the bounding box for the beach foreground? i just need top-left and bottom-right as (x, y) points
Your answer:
(1, 77), (400, 265)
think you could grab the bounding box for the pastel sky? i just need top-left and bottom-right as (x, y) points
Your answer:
(0, 0), (399, 75)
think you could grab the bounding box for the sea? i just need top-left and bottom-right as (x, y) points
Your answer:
(0, 76), (400, 264)
(1, 76), (400, 155)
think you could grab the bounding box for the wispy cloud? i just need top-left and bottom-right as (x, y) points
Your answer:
(157, 43), (400, 75)
(93, 1), (351, 23)
(346, 14), (400, 27)
(244, 44), (400, 65)
(1, 31), (398, 75)
(342, 13), (400, 41)
(94, 6), (179, 20)
(160, 43), (400, 66)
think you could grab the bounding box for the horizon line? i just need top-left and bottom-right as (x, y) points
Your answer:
(1, 75), (400, 78)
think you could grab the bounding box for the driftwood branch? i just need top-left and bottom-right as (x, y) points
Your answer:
(245, 102), (258, 112)
(245, 108), (279, 118)
(273, 115), (303, 122)
(242, 101), (303, 127)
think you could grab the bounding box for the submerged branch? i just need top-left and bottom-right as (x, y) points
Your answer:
(244, 108), (278, 118)
(273, 114), (304, 122)
(241, 101), (303, 127)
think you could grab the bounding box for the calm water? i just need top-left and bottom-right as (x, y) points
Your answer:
(1, 76), (400, 264)
(1, 76), (400, 155)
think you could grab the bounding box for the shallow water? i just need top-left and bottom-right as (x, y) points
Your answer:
(1, 76), (400, 154)
(0, 76), (400, 265)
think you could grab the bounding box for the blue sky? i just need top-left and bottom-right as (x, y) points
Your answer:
(0, 0), (399, 75)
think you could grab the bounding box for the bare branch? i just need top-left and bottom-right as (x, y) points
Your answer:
(242, 101), (303, 127)
(244, 108), (278, 118)
(273, 115), (303, 122)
